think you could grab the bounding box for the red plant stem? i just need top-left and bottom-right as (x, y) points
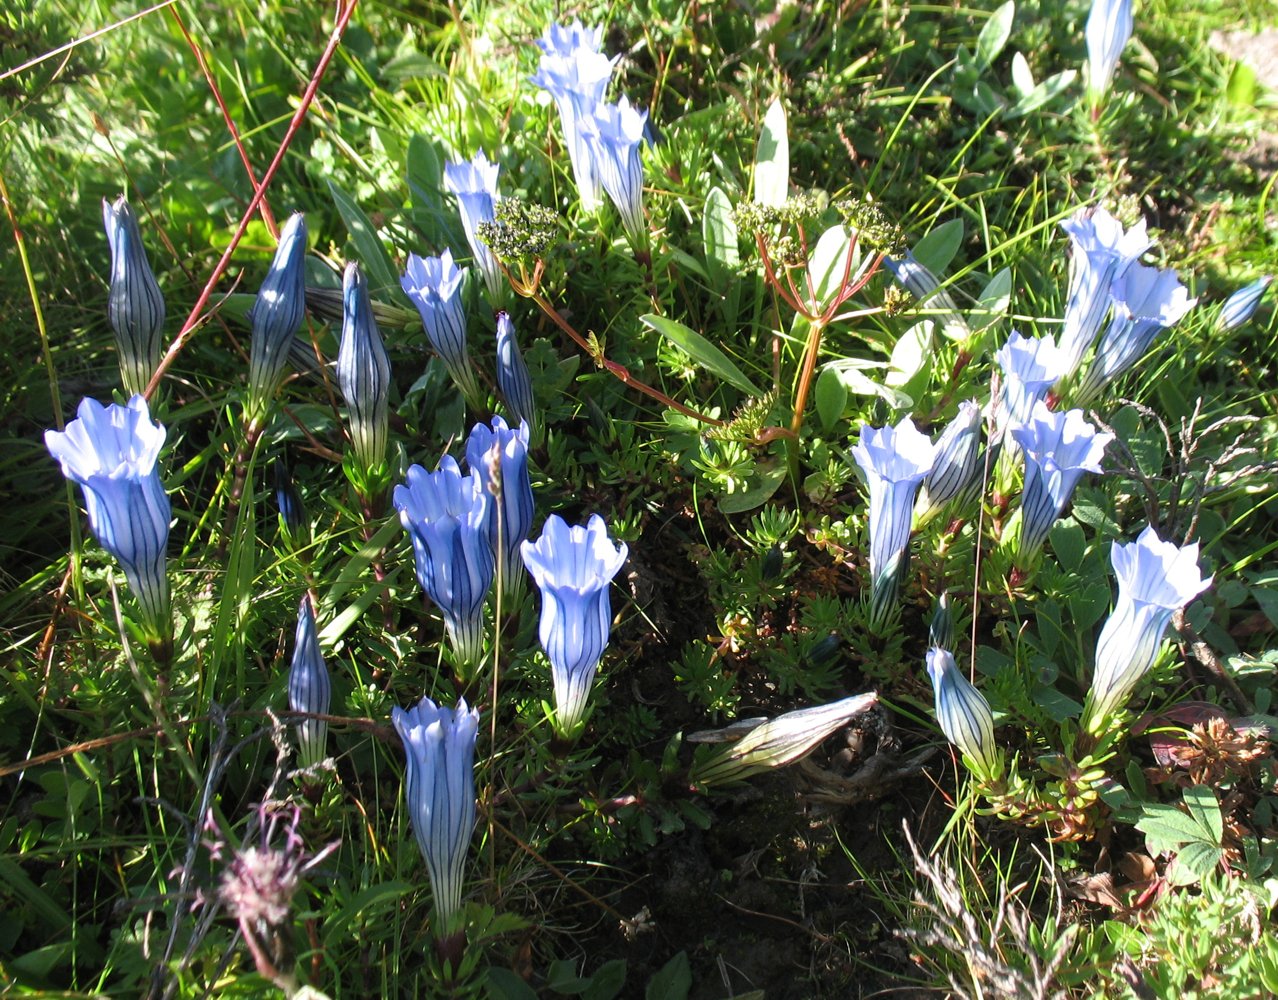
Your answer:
(143, 0), (360, 399)
(168, 6), (277, 238)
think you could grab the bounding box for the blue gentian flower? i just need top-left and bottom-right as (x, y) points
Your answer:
(1082, 526), (1210, 735)
(916, 400), (984, 524)
(337, 263), (392, 478)
(246, 212), (308, 425)
(581, 96), (648, 244)
(1010, 402), (1113, 564)
(881, 252), (971, 343)
(520, 514), (629, 740)
(102, 196), (165, 397)
(45, 396), (171, 644)
(495, 312), (535, 436)
(466, 417), (534, 598)
(993, 330), (1067, 444)
(288, 595), (330, 770)
(402, 250), (481, 403)
(1057, 206), (1151, 379)
(850, 417), (936, 629)
(1075, 263), (1196, 404)
(443, 152), (504, 304)
(929, 593), (954, 652)
(530, 22), (619, 213)
(392, 696), (480, 927)
(926, 647), (1003, 781)
(1217, 276), (1272, 332)
(1085, 0), (1134, 106)
(394, 457), (495, 669)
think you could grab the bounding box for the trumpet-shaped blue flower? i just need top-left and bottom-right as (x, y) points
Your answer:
(521, 514), (628, 740)
(1058, 207), (1151, 379)
(45, 396), (171, 643)
(495, 312), (536, 436)
(993, 331), (1067, 443)
(395, 458), (495, 670)
(288, 595), (330, 770)
(392, 696), (479, 926)
(1217, 276), (1272, 332)
(530, 21), (619, 213)
(1082, 527), (1211, 734)
(102, 196), (165, 397)
(1010, 402), (1113, 564)
(337, 263), (392, 477)
(1086, 0), (1134, 106)
(1076, 263), (1197, 405)
(881, 252), (971, 344)
(466, 417), (534, 597)
(916, 400), (984, 523)
(443, 152), (504, 304)
(246, 212), (308, 424)
(581, 96), (648, 244)
(402, 250), (481, 403)
(926, 648), (1003, 781)
(851, 417), (936, 629)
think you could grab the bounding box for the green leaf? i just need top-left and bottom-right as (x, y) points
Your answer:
(970, 267), (1012, 332)
(753, 98), (789, 207)
(1010, 51), (1034, 97)
(719, 461), (786, 514)
(646, 952), (692, 1000)
(702, 186), (741, 328)
(815, 366), (848, 430)
(824, 358), (913, 409)
(1049, 520), (1085, 573)
(886, 320), (933, 388)
(582, 960), (628, 1000)
(1006, 69), (1078, 119)
(911, 219), (964, 276)
(640, 314), (762, 395)
(1136, 803), (1219, 855)
(1183, 785), (1224, 843)
(1226, 61), (1258, 108)
(328, 179), (404, 304)
(975, 1), (1015, 70)
(807, 224), (860, 307)
(486, 967), (540, 1000)
(1170, 842), (1223, 885)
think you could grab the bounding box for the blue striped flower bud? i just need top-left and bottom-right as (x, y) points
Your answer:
(394, 457), (494, 670)
(495, 312), (536, 437)
(45, 396), (171, 647)
(466, 417), (534, 598)
(246, 213), (308, 424)
(1085, 0), (1134, 106)
(337, 263), (392, 478)
(102, 197), (165, 396)
(926, 648), (1003, 781)
(402, 249), (481, 403)
(521, 514), (628, 740)
(1082, 527), (1210, 734)
(288, 595), (330, 770)
(916, 400), (983, 524)
(392, 696), (480, 927)
(1217, 276), (1272, 332)
(881, 252), (970, 343)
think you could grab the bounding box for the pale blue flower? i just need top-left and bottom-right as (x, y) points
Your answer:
(851, 417), (936, 629)
(1082, 526), (1210, 734)
(1086, 0), (1134, 105)
(337, 263), (392, 477)
(521, 514), (628, 740)
(394, 457), (495, 669)
(530, 22), (619, 213)
(993, 330), (1067, 442)
(45, 396), (171, 643)
(443, 152), (504, 303)
(929, 593), (954, 652)
(392, 696), (479, 926)
(102, 196), (165, 397)
(1057, 206), (1151, 378)
(402, 249), (481, 402)
(246, 212), (308, 424)
(466, 417), (534, 598)
(881, 252), (971, 343)
(916, 400), (984, 523)
(495, 312), (535, 436)
(581, 96), (648, 243)
(1010, 402), (1113, 563)
(288, 595), (330, 770)
(1075, 263), (1196, 404)
(1217, 276), (1272, 332)
(926, 647), (1003, 781)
